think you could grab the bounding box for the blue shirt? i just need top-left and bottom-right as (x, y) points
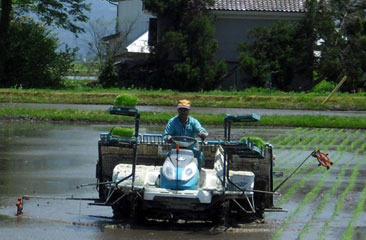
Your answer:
(164, 116), (208, 141)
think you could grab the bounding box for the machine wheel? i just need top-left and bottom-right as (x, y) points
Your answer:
(211, 201), (230, 226)
(112, 197), (131, 219)
(130, 198), (146, 224)
(255, 201), (265, 219)
(254, 180), (266, 219)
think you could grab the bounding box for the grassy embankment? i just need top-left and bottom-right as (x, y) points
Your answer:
(1, 88), (366, 128)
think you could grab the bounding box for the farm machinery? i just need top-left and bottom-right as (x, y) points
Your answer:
(92, 106), (283, 223)
(14, 104), (333, 223)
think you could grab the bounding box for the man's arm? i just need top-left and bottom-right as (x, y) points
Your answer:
(163, 118), (175, 142)
(192, 118), (208, 140)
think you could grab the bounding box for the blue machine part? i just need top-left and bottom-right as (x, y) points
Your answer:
(225, 113), (260, 122)
(160, 167), (199, 190)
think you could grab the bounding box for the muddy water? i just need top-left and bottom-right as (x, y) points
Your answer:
(0, 122), (283, 240)
(1, 122), (365, 240)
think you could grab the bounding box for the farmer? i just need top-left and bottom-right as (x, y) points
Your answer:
(164, 99), (208, 168)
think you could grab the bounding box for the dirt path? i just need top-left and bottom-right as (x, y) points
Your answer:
(2, 102), (366, 117)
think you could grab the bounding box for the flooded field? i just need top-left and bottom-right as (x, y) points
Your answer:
(0, 122), (365, 240)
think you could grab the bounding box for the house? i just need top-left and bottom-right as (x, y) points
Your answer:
(207, 0), (307, 89)
(106, 0), (154, 62)
(108, 0), (308, 89)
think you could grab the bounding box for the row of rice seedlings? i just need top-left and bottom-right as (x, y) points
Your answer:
(276, 129), (362, 206)
(269, 127), (304, 145)
(342, 184), (366, 240)
(277, 127), (307, 144)
(322, 129), (345, 152)
(273, 131), (365, 240)
(279, 129), (363, 203)
(300, 128), (336, 151)
(318, 146), (365, 240)
(273, 128), (312, 154)
(272, 165), (332, 240)
(273, 128), (334, 163)
(275, 128), (332, 171)
(273, 129), (341, 189)
(296, 138), (366, 239)
(274, 129), (320, 168)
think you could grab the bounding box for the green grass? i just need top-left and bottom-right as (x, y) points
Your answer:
(2, 88), (366, 110)
(67, 61), (99, 76)
(2, 108), (366, 128)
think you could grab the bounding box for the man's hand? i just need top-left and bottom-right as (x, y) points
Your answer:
(166, 135), (173, 143)
(198, 132), (207, 140)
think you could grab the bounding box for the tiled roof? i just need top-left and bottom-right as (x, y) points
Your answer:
(209, 0), (305, 12)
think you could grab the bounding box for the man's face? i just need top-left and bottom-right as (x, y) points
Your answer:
(178, 108), (189, 119)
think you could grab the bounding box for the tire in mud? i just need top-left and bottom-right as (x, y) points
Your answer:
(112, 197), (131, 219)
(130, 198), (146, 224)
(253, 180), (266, 219)
(211, 201), (230, 226)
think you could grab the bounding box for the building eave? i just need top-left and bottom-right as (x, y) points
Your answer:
(212, 10), (305, 20)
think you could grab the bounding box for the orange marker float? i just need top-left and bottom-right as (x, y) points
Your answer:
(312, 150), (333, 170)
(16, 197), (23, 216)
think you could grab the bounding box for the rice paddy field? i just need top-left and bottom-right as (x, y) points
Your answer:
(260, 127), (366, 240)
(0, 123), (365, 240)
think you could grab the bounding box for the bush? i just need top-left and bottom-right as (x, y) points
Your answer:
(1, 17), (75, 88)
(98, 61), (118, 88)
(313, 80), (337, 93)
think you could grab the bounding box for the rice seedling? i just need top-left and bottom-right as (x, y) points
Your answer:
(110, 126), (134, 138)
(318, 152), (365, 240)
(297, 138), (366, 239)
(269, 128), (303, 145)
(276, 130), (361, 206)
(113, 94), (138, 107)
(240, 136), (266, 150)
(273, 132), (366, 240)
(275, 128), (335, 175)
(342, 184), (366, 240)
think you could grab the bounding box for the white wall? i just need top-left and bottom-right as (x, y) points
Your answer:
(117, 0), (152, 48)
(214, 11), (304, 62)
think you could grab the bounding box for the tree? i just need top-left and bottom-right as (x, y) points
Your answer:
(84, 17), (138, 88)
(4, 17), (75, 88)
(306, 0), (366, 91)
(238, 0), (366, 92)
(0, 0), (90, 87)
(143, 0), (226, 91)
(238, 21), (313, 90)
(85, 17), (134, 64)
